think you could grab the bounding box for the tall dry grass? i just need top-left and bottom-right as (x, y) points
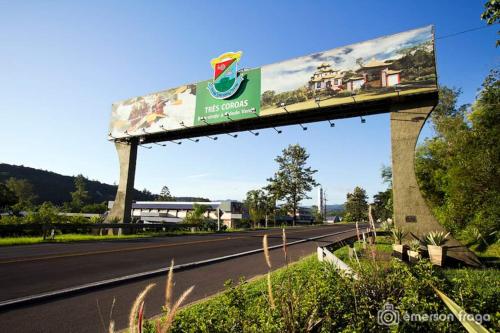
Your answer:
(165, 260), (174, 312)
(262, 234), (275, 309)
(282, 228), (288, 265)
(127, 283), (156, 333)
(108, 260), (194, 333)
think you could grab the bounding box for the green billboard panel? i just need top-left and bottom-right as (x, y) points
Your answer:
(194, 68), (261, 126)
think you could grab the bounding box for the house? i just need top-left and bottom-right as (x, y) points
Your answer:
(345, 76), (366, 92)
(326, 216), (342, 223)
(308, 63), (344, 92)
(382, 69), (402, 87)
(348, 58), (401, 91)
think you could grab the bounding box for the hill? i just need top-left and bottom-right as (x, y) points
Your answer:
(0, 163), (156, 205)
(326, 204), (344, 212)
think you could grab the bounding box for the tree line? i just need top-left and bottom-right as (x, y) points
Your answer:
(415, 70), (499, 248)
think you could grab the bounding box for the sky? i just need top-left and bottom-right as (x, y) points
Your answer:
(0, 1), (498, 205)
(260, 26), (433, 94)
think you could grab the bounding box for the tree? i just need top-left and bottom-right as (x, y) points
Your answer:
(355, 57), (364, 68)
(0, 182), (17, 210)
(311, 205), (324, 224)
(24, 201), (60, 239)
(244, 189), (275, 228)
(381, 165), (393, 188)
(481, 0), (500, 46)
(81, 202), (108, 214)
(261, 90), (276, 107)
(183, 204), (209, 226)
(244, 189), (266, 228)
(372, 189), (393, 222)
(327, 209), (345, 218)
(372, 165), (393, 222)
(37, 201), (59, 224)
(141, 188), (153, 196)
(415, 72), (500, 240)
(157, 186), (174, 201)
(70, 174), (90, 212)
(344, 186), (368, 222)
(267, 144), (318, 226)
(6, 177), (37, 210)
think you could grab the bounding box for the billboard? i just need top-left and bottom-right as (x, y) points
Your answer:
(109, 26), (437, 139)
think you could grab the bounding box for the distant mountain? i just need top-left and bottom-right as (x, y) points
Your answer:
(154, 197), (210, 202)
(0, 163), (156, 205)
(326, 204), (344, 212)
(304, 204), (344, 211)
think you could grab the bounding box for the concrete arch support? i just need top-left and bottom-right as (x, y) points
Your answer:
(106, 140), (138, 224)
(390, 102), (480, 266)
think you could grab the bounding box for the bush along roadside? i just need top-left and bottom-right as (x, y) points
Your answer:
(111, 231), (499, 333)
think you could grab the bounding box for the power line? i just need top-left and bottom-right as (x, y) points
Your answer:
(436, 25), (496, 40)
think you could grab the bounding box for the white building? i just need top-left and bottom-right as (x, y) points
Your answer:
(108, 200), (245, 229)
(308, 63), (344, 92)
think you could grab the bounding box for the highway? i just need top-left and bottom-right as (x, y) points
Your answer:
(0, 224), (363, 332)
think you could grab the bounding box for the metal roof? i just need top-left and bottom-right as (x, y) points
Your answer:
(132, 202), (220, 210)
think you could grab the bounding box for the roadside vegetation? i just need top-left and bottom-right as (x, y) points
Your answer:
(117, 231), (498, 333)
(0, 223), (327, 246)
(0, 231), (217, 246)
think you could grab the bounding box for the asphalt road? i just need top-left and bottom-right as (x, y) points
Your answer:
(0, 224), (363, 332)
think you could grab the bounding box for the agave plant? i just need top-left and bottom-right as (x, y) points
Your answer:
(381, 220), (393, 231)
(391, 227), (407, 245)
(408, 239), (421, 252)
(424, 231), (450, 246)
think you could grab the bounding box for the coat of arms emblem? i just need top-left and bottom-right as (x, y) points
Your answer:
(207, 51), (244, 99)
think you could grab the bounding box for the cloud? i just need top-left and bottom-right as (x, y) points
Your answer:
(340, 47), (353, 55)
(261, 26), (432, 94)
(331, 56), (344, 64)
(310, 52), (325, 60)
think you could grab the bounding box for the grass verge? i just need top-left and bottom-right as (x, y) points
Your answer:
(0, 231), (213, 246)
(0, 224), (330, 246)
(138, 234), (498, 332)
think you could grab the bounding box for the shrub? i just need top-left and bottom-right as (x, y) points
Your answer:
(201, 219), (217, 232)
(408, 239), (421, 252)
(0, 215), (25, 224)
(124, 233), (500, 332)
(381, 220), (393, 231)
(391, 227), (408, 245)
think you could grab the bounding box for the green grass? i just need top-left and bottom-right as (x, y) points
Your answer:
(142, 241), (499, 333)
(0, 231), (215, 246)
(0, 224), (328, 246)
(260, 87), (436, 116)
(469, 242), (500, 259)
(333, 235), (393, 261)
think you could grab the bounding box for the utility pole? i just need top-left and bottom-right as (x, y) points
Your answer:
(323, 190), (327, 222)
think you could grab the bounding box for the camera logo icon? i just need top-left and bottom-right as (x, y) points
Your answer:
(377, 303), (400, 326)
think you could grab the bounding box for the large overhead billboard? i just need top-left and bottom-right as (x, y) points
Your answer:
(109, 26), (437, 140)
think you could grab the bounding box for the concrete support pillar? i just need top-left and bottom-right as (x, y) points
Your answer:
(391, 103), (480, 266)
(106, 140), (138, 225)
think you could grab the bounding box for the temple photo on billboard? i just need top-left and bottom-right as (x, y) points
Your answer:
(259, 25), (437, 116)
